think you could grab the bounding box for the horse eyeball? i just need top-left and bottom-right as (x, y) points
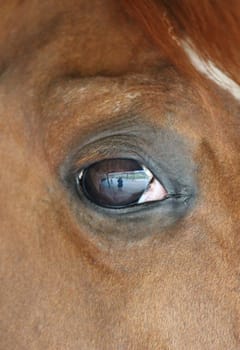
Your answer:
(76, 158), (167, 209)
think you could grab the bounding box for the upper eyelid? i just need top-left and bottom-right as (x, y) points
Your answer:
(62, 135), (146, 176)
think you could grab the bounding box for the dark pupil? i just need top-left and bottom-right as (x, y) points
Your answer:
(80, 159), (151, 208)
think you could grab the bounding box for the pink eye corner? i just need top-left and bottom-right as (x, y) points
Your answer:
(137, 174), (168, 204)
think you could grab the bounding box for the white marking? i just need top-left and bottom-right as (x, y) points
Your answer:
(182, 40), (240, 101)
(125, 92), (141, 99)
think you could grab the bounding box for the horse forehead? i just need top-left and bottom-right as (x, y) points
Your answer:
(4, 0), (239, 103)
(0, 0), (164, 79)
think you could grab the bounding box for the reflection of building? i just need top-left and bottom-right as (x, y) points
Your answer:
(99, 170), (152, 197)
(108, 170), (151, 181)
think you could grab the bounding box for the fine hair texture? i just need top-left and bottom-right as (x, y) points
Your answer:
(122, 0), (240, 84)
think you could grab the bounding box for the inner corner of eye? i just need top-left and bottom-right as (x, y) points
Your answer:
(76, 158), (168, 209)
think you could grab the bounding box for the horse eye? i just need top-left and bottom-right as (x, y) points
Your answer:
(76, 159), (168, 208)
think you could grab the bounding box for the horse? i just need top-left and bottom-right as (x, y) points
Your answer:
(0, 0), (239, 349)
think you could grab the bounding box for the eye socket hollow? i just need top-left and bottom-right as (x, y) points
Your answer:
(76, 158), (167, 209)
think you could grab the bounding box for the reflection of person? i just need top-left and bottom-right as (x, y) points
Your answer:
(138, 177), (167, 203)
(117, 177), (123, 189)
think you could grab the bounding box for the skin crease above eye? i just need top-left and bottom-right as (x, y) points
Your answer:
(0, 1), (240, 350)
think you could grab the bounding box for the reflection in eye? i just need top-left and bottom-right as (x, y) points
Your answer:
(76, 159), (168, 208)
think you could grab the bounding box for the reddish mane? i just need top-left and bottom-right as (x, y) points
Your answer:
(122, 0), (240, 84)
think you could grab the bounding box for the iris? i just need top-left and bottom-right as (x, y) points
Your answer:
(76, 158), (167, 209)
